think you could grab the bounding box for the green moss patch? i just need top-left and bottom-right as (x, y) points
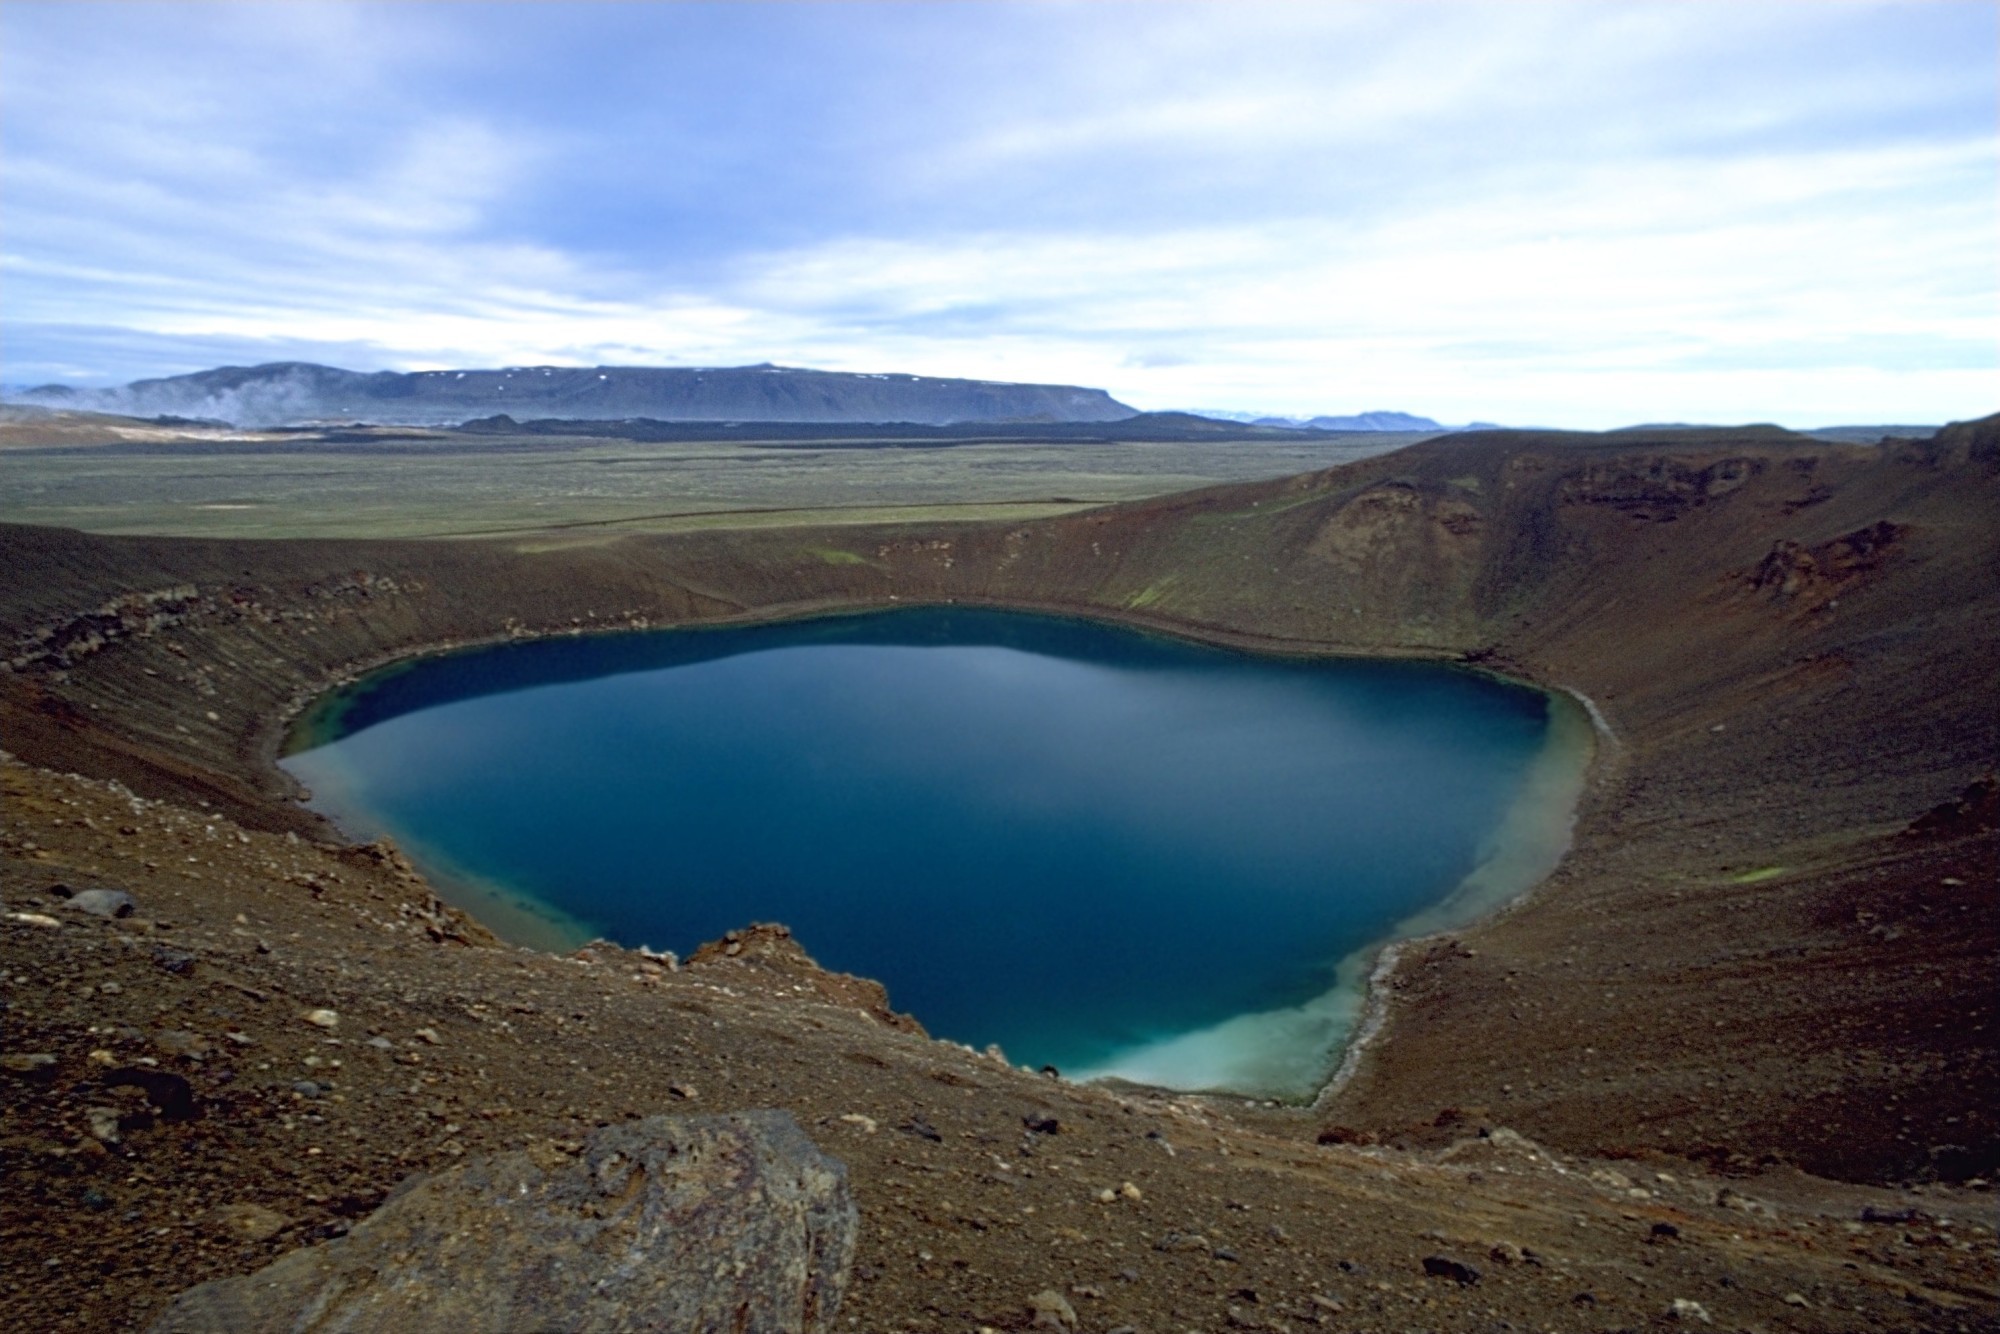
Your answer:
(808, 547), (873, 567)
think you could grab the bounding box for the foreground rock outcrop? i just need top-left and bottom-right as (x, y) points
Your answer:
(147, 1110), (856, 1333)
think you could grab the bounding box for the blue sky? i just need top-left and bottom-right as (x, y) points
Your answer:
(1, 1), (1993, 426)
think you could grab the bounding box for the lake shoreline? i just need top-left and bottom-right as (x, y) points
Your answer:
(283, 602), (1601, 1103)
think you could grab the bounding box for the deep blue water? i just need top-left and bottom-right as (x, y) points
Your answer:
(283, 608), (1553, 1092)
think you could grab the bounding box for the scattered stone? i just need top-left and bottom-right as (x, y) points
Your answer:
(86, 1106), (123, 1144)
(413, 1026), (442, 1045)
(1861, 1205), (1930, 1225)
(837, 1113), (878, 1134)
(1027, 1288), (1078, 1331)
(366, 1036), (393, 1051)
(1421, 1254), (1481, 1285)
(1153, 1230), (1209, 1253)
(1650, 1221), (1681, 1241)
(2, 1052), (57, 1079)
(147, 1111), (857, 1334)
(1315, 1124), (1379, 1146)
(1715, 1187), (1773, 1216)
(300, 1009), (338, 1030)
(153, 1030), (212, 1060)
(1488, 1240), (1525, 1264)
(900, 1115), (942, 1142)
(103, 1067), (200, 1122)
(80, 1187), (111, 1212)
(66, 888), (137, 919)
(1784, 1292), (1811, 1307)
(1212, 1246), (1240, 1263)
(1668, 1297), (1712, 1323)
(1095, 1187), (1117, 1204)
(149, 946), (197, 975)
(292, 1080), (325, 1099)
(5, 911), (62, 929)
(99, 981), (124, 995)
(208, 1203), (292, 1243)
(668, 1083), (698, 1101)
(1023, 1113), (1060, 1135)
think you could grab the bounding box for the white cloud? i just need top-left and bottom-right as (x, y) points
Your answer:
(697, 131), (1996, 421)
(1, 1), (1992, 425)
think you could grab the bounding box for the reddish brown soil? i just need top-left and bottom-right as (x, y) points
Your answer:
(2, 420), (1995, 1330)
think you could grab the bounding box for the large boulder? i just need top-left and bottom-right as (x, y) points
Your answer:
(148, 1110), (856, 1333)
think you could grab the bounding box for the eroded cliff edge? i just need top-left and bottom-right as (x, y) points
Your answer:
(3, 420), (1995, 1329)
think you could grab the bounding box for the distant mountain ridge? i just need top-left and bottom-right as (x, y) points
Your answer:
(1191, 408), (1458, 432)
(1283, 410), (1447, 431)
(12, 362), (1141, 429)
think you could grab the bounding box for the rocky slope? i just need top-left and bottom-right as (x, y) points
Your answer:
(5, 765), (1993, 1332)
(12, 362), (1140, 429)
(2, 418), (1995, 1329)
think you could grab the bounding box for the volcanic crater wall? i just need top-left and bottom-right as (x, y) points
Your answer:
(2, 420), (1994, 1184)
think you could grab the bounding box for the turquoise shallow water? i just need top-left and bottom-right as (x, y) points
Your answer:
(283, 608), (1568, 1097)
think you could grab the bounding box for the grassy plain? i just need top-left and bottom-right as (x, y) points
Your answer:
(0, 425), (1423, 540)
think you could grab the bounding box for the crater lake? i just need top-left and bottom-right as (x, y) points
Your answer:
(282, 608), (1589, 1098)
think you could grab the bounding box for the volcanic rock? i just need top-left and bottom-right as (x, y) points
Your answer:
(145, 1110), (856, 1334)
(63, 888), (136, 918)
